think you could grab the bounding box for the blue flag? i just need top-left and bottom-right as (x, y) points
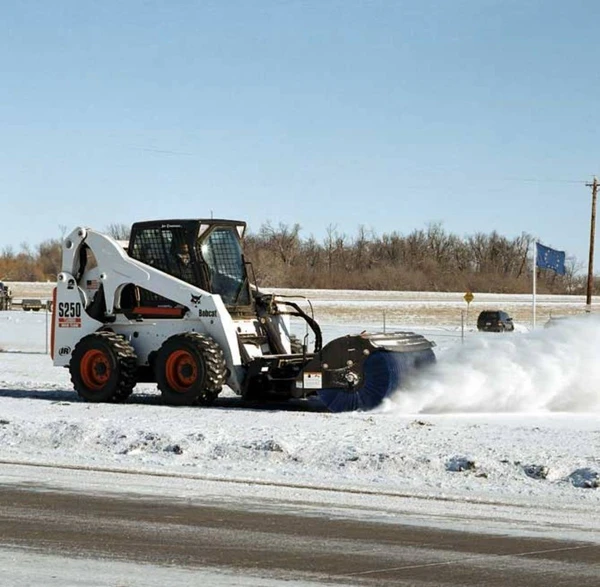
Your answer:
(536, 242), (566, 275)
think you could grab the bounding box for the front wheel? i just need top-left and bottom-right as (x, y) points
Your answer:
(70, 332), (137, 402)
(155, 333), (227, 406)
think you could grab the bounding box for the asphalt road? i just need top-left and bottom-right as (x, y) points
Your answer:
(0, 484), (598, 586)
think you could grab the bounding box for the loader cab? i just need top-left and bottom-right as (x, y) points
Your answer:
(128, 219), (252, 310)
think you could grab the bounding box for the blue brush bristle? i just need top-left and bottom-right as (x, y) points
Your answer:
(317, 349), (435, 413)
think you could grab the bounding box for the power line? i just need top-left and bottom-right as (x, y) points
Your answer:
(500, 177), (588, 184)
(130, 146), (193, 156)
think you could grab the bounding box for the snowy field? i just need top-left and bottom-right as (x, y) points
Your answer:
(1, 289), (599, 552)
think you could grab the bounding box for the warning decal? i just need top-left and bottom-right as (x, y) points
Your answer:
(303, 372), (322, 389)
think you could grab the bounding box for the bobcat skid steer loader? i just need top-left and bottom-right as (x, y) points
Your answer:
(51, 220), (435, 412)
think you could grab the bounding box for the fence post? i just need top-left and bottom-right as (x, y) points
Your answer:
(45, 306), (49, 354)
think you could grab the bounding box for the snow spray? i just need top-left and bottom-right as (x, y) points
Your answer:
(390, 316), (600, 413)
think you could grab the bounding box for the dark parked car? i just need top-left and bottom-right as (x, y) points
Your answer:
(477, 310), (515, 332)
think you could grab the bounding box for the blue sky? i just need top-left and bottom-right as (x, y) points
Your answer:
(2, 1), (599, 269)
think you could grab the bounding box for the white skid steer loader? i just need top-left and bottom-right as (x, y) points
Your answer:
(52, 220), (435, 412)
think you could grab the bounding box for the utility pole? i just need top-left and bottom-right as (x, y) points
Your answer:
(585, 177), (598, 311)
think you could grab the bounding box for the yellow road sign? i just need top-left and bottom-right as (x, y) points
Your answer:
(464, 291), (474, 304)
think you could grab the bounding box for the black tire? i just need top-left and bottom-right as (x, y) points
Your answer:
(155, 332), (227, 406)
(196, 389), (221, 407)
(70, 331), (137, 402)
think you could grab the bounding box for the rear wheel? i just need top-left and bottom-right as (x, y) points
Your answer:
(70, 332), (137, 402)
(155, 333), (227, 406)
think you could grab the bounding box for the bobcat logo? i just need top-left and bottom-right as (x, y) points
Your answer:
(190, 294), (202, 304)
(199, 309), (218, 318)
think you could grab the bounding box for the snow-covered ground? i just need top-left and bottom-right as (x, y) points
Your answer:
(0, 291), (599, 547)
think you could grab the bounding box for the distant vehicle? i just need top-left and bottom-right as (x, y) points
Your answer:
(477, 310), (515, 333)
(0, 281), (13, 311)
(21, 298), (43, 312)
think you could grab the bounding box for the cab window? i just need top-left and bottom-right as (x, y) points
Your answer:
(199, 227), (250, 305)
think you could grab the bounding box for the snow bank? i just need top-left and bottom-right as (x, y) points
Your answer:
(1, 296), (599, 543)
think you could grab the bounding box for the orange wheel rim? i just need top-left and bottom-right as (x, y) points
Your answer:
(80, 349), (111, 390)
(165, 350), (198, 392)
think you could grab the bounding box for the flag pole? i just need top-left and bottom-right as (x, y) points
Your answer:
(532, 240), (537, 329)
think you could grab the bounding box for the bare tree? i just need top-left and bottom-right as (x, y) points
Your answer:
(37, 239), (62, 280)
(259, 222), (301, 266)
(10, 220), (580, 293)
(105, 223), (131, 241)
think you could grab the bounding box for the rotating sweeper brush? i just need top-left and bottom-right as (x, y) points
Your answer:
(52, 219), (435, 412)
(308, 332), (436, 412)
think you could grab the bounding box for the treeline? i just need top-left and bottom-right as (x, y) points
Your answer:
(0, 222), (587, 294)
(0, 240), (62, 283)
(244, 222), (583, 294)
